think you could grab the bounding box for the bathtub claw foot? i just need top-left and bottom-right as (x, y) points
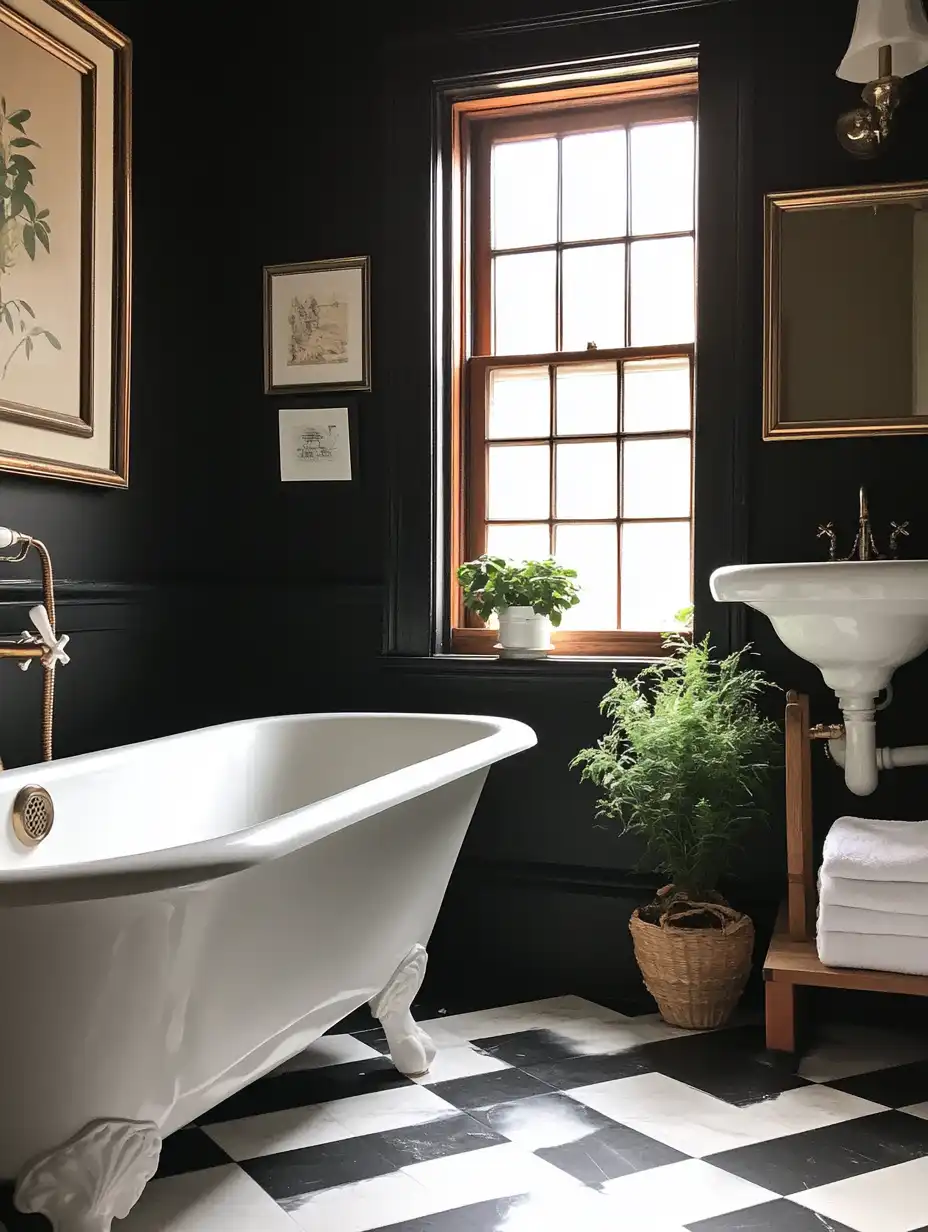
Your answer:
(370, 943), (437, 1076)
(14, 1117), (162, 1232)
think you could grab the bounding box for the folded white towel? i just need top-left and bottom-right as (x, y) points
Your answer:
(817, 929), (928, 977)
(818, 902), (928, 938)
(822, 816), (928, 883)
(819, 871), (928, 916)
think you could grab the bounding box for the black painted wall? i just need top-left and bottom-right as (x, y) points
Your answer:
(8, 0), (928, 1009)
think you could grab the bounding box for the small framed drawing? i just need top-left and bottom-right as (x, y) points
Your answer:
(264, 256), (371, 394)
(279, 407), (352, 482)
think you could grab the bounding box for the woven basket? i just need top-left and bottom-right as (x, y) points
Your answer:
(629, 901), (754, 1030)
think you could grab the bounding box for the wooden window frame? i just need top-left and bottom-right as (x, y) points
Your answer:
(450, 76), (698, 658)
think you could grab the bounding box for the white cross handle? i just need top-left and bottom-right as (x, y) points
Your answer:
(28, 604), (70, 668)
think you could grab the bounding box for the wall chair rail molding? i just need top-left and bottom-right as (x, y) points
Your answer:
(0, 0), (131, 486)
(381, 1), (752, 662)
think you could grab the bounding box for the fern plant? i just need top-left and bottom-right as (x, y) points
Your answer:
(571, 636), (779, 907)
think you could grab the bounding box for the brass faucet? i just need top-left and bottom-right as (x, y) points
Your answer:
(0, 530), (69, 764)
(817, 487), (910, 562)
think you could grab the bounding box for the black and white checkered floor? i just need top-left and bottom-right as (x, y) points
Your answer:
(7, 995), (928, 1231)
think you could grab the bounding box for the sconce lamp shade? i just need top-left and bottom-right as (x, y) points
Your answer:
(838, 0), (928, 81)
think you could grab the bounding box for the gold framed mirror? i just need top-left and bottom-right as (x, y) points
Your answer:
(765, 181), (928, 441)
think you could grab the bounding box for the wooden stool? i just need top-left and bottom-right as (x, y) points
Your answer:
(764, 691), (928, 1053)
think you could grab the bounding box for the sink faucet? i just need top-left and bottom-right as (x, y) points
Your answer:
(817, 487), (909, 562)
(0, 528), (69, 765)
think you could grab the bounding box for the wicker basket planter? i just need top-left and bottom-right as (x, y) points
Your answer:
(629, 903), (754, 1030)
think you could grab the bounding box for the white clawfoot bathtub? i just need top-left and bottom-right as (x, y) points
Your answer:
(0, 711), (535, 1232)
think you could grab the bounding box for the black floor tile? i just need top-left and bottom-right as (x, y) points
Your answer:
(634, 1026), (810, 1107)
(706, 1109), (928, 1195)
(536, 1119), (687, 1184)
(155, 1126), (232, 1178)
(376, 1112), (507, 1167)
(685, 1198), (858, 1230)
(242, 1133), (396, 1201)
(470, 1028), (587, 1067)
(829, 1058), (928, 1108)
(353, 1026), (391, 1054)
(199, 1056), (412, 1124)
(427, 1067), (555, 1111)
(465, 1090), (614, 1147)
(523, 1047), (651, 1090)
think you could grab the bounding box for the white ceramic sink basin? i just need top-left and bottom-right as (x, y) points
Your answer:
(710, 560), (928, 699)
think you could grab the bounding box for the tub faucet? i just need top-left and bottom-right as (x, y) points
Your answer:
(0, 528), (69, 764)
(817, 486), (909, 561)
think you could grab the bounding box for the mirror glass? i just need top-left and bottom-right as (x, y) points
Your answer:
(765, 184), (928, 439)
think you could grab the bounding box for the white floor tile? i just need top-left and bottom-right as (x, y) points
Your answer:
(404, 1140), (581, 1207)
(489, 1187), (657, 1231)
(415, 1042), (511, 1084)
(543, 1013), (702, 1055)
(791, 1155), (928, 1232)
(903, 1101), (928, 1120)
(284, 1171), (434, 1232)
(569, 1071), (882, 1157)
(119, 1165), (296, 1232)
(600, 1159), (777, 1225)
(206, 1083), (455, 1160)
(205, 1103), (356, 1161)
(274, 1033), (383, 1074)
(325, 1082), (456, 1136)
(419, 996), (630, 1044)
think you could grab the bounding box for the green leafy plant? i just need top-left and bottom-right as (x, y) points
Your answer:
(571, 636), (779, 910)
(456, 555), (581, 627)
(0, 97), (59, 379)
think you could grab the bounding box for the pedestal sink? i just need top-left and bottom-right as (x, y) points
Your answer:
(710, 560), (928, 794)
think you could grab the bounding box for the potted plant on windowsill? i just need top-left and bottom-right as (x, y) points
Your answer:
(571, 631), (779, 1029)
(456, 555), (581, 659)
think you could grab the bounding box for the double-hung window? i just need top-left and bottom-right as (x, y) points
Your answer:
(451, 77), (697, 657)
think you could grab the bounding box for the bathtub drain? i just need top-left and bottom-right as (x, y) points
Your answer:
(12, 785), (54, 846)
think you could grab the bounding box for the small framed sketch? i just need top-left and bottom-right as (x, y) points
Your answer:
(279, 407), (352, 482)
(264, 256), (371, 394)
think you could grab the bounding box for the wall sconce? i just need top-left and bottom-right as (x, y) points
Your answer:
(837, 0), (928, 157)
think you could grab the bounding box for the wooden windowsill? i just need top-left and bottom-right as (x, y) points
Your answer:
(450, 627), (668, 658)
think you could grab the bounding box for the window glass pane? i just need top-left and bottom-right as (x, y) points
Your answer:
(621, 522), (691, 631)
(556, 442), (617, 519)
(488, 444), (550, 520)
(630, 237), (694, 347)
(562, 129), (627, 242)
(622, 437), (691, 519)
(488, 367), (550, 439)
(554, 523), (617, 629)
(494, 252), (557, 355)
(556, 363), (618, 436)
(491, 138), (558, 250)
(486, 522), (551, 562)
(630, 120), (696, 236)
(562, 244), (625, 352)
(623, 357), (691, 433)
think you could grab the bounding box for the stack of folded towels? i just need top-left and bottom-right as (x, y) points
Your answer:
(818, 815), (928, 976)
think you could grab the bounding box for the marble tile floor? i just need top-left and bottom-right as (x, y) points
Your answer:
(4, 996), (928, 1231)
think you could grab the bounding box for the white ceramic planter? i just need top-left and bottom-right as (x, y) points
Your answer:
(496, 606), (553, 658)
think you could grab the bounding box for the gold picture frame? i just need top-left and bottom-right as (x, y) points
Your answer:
(264, 256), (371, 394)
(765, 181), (928, 442)
(0, 0), (131, 485)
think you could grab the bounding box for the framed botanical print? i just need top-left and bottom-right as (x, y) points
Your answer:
(264, 256), (371, 394)
(0, 0), (131, 486)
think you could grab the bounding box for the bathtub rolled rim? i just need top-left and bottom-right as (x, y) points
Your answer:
(0, 711), (537, 905)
